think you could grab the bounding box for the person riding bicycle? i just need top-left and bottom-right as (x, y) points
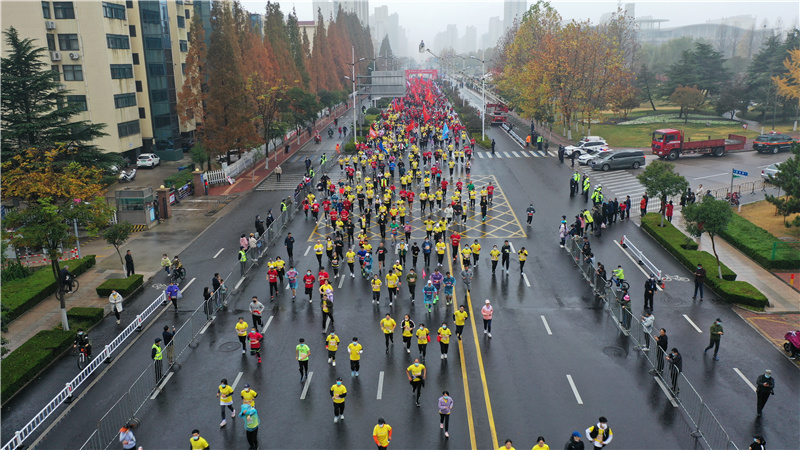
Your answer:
(612, 265), (625, 287)
(73, 328), (92, 358)
(171, 256), (184, 278)
(60, 265), (75, 293)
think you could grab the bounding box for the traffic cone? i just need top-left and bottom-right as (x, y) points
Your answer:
(661, 278), (666, 290)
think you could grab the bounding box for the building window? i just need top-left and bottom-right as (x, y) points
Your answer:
(53, 2), (75, 19)
(106, 34), (130, 49)
(109, 63), (133, 79)
(132, 53), (140, 65)
(177, 15), (185, 28)
(144, 37), (162, 49)
(47, 34), (56, 51)
(187, 32), (191, 42)
(148, 64), (165, 76)
(66, 95), (87, 111)
(141, 9), (160, 23)
(151, 89), (168, 102)
(125, 0), (133, 8)
(185, 9), (190, 19)
(51, 65), (60, 81)
(138, 107), (146, 119)
(179, 40), (188, 52)
(102, 2), (126, 19)
(135, 80), (143, 92)
(62, 64), (83, 81)
(181, 63), (186, 75)
(154, 115), (172, 128)
(57, 33), (79, 51)
(117, 120), (140, 138)
(129, 25), (136, 37)
(42, 1), (51, 19)
(114, 93), (137, 108)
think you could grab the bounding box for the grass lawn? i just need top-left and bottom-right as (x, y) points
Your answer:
(582, 122), (761, 148)
(737, 199), (800, 240)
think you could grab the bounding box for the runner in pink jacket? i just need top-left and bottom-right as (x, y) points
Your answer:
(481, 300), (493, 337)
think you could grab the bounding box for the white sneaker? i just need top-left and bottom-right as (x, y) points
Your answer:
(351, 273), (355, 278)
(334, 416), (339, 423)
(483, 329), (487, 334)
(440, 424), (444, 429)
(389, 302), (393, 306)
(488, 333), (492, 338)
(406, 348), (411, 354)
(242, 349), (246, 354)
(444, 354), (448, 359)
(220, 420), (227, 427)
(116, 320), (121, 324)
(441, 354), (444, 359)
(328, 358), (332, 363)
(332, 360), (336, 366)
(339, 414), (344, 420)
(231, 409), (236, 417)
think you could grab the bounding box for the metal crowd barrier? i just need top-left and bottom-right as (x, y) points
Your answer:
(621, 234), (662, 280)
(564, 236), (737, 450)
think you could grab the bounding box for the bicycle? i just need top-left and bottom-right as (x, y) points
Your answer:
(605, 275), (630, 291)
(55, 278), (80, 302)
(170, 267), (186, 284)
(75, 345), (90, 370)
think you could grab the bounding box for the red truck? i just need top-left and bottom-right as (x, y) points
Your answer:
(651, 128), (746, 160)
(486, 102), (509, 126)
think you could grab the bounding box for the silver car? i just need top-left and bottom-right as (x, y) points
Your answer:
(761, 163), (780, 182)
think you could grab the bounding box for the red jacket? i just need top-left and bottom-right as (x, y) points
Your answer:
(303, 274), (316, 288)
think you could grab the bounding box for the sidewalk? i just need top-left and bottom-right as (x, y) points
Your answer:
(208, 102), (350, 196)
(669, 211), (800, 313)
(3, 205), (221, 354)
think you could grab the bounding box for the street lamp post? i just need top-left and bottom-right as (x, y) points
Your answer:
(346, 46), (367, 140)
(470, 54), (486, 140)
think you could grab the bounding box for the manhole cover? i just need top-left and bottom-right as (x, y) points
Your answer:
(662, 296), (686, 306)
(219, 341), (243, 352)
(603, 346), (627, 358)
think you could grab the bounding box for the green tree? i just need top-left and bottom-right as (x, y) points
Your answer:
(714, 76), (749, 119)
(378, 35), (394, 68)
(102, 222), (134, 272)
(670, 85), (705, 121)
(662, 42), (730, 99)
(635, 64), (660, 111)
(1, 27), (110, 168)
(2, 145), (113, 330)
(284, 87), (319, 144)
(286, 8), (310, 88)
(683, 198), (734, 279)
(746, 34), (790, 124)
(636, 160), (690, 226)
(190, 144), (210, 171)
(765, 144), (800, 226)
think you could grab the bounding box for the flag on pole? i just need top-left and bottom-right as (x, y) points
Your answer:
(369, 125), (378, 139)
(423, 105), (430, 123)
(442, 122), (450, 140)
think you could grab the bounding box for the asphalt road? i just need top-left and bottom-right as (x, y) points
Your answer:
(6, 108), (799, 450)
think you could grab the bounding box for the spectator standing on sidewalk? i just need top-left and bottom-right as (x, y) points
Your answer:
(151, 338), (163, 382)
(275, 164), (282, 182)
(641, 310), (654, 351)
(703, 318), (723, 360)
(109, 289), (123, 324)
(650, 328), (668, 375)
(666, 348), (682, 393)
(643, 275), (658, 311)
(125, 250), (135, 277)
(755, 369), (774, 417)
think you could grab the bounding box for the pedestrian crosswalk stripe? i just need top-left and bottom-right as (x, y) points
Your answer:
(537, 151), (547, 157)
(503, 152), (511, 157)
(512, 151), (520, 157)
(548, 151), (558, 157)
(494, 153), (502, 158)
(527, 151), (537, 157)
(522, 152), (530, 157)
(477, 153), (485, 158)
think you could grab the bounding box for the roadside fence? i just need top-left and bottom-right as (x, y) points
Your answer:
(565, 236), (738, 450)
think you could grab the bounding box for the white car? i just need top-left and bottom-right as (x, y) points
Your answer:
(137, 153), (161, 168)
(564, 138), (608, 157)
(577, 147), (611, 165)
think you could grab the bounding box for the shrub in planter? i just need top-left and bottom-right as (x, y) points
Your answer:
(96, 275), (144, 297)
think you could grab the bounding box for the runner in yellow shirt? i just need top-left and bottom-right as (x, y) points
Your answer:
(190, 430), (209, 450)
(406, 358), (427, 406)
(380, 313), (397, 353)
(345, 249), (357, 278)
(460, 246), (472, 268)
(331, 377), (347, 423)
(385, 271), (399, 306)
(416, 324), (430, 360)
(437, 322), (452, 359)
(235, 317), (249, 354)
(371, 274), (382, 305)
(314, 240), (324, 268)
(489, 245), (501, 275)
(240, 384), (257, 407)
(518, 247), (528, 273)
(326, 331), (340, 366)
(347, 337), (363, 376)
(217, 379), (235, 427)
(435, 240), (447, 267)
(470, 240), (481, 266)
(373, 418), (392, 448)
(453, 305), (469, 339)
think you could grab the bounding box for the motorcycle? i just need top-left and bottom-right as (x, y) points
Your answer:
(118, 168), (137, 182)
(725, 191), (740, 206)
(784, 330), (800, 359)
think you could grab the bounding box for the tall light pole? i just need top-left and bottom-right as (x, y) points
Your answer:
(470, 54), (486, 140)
(346, 46), (366, 140)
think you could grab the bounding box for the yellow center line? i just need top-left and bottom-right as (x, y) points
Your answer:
(448, 244), (498, 449)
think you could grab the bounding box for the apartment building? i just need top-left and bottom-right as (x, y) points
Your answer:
(1, 0), (195, 159)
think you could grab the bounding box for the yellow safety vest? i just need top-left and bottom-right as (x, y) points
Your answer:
(152, 343), (163, 360)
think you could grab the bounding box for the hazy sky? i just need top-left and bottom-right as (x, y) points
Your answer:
(243, 0), (800, 52)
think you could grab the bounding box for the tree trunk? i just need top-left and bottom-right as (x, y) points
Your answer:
(710, 235), (723, 279)
(51, 260), (70, 331)
(115, 247), (125, 272)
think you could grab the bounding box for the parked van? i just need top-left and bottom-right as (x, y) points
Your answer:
(590, 149), (646, 171)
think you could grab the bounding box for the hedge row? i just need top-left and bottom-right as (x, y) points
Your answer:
(96, 274), (144, 297)
(641, 214), (768, 309)
(163, 168), (193, 189)
(1, 255), (96, 324)
(1, 307), (104, 404)
(718, 214), (800, 270)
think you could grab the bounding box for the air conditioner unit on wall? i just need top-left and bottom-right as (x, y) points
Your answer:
(57, 84), (67, 91)
(45, 20), (56, 30)
(50, 51), (62, 61)
(68, 52), (80, 60)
